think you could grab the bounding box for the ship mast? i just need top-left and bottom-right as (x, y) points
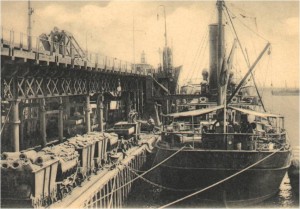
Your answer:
(27, 0), (34, 51)
(158, 5), (170, 71)
(217, 0), (224, 105)
(158, 5), (168, 48)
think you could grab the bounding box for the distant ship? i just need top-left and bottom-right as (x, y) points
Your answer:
(272, 89), (299, 96)
(272, 81), (299, 96)
(155, 0), (291, 206)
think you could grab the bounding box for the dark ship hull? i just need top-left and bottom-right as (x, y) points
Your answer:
(156, 142), (292, 206)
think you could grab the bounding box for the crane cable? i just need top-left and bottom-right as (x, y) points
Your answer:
(158, 146), (285, 209)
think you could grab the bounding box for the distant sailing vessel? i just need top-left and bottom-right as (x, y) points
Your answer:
(155, 0), (291, 206)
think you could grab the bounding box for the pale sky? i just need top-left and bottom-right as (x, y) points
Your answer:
(1, 0), (299, 88)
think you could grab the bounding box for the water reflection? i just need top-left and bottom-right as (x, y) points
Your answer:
(261, 174), (299, 208)
(126, 172), (299, 208)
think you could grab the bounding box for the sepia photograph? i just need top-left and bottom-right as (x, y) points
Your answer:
(1, 0), (299, 208)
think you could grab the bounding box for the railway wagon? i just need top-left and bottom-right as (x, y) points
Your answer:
(68, 135), (96, 180)
(84, 132), (109, 171)
(0, 131), (115, 208)
(104, 132), (119, 151)
(1, 150), (59, 208)
(40, 143), (79, 199)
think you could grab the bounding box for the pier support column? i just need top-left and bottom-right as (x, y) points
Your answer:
(10, 99), (21, 152)
(140, 81), (144, 116)
(65, 96), (71, 118)
(98, 94), (104, 132)
(166, 99), (169, 114)
(136, 81), (140, 115)
(58, 97), (64, 143)
(85, 95), (91, 134)
(126, 92), (131, 119)
(40, 98), (47, 147)
(19, 103), (25, 150)
(131, 91), (135, 111)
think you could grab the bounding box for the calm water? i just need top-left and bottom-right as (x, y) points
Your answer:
(126, 90), (299, 208)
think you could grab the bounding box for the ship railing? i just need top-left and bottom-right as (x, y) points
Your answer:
(203, 132), (286, 140)
(162, 131), (286, 148)
(1, 26), (142, 75)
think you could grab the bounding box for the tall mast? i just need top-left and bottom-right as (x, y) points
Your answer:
(163, 6), (168, 48)
(158, 5), (169, 72)
(158, 5), (168, 47)
(217, 0), (224, 105)
(133, 16), (136, 72)
(27, 0), (34, 51)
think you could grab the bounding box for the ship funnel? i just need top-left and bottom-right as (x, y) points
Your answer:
(163, 46), (173, 74)
(209, 24), (224, 94)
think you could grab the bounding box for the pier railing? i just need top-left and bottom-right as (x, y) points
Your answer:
(1, 27), (147, 76)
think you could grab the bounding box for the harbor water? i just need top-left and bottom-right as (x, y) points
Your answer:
(125, 89), (299, 208)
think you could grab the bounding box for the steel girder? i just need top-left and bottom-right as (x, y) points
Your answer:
(1, 63), (145, 100)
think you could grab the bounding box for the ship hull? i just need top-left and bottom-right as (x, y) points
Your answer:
(156, 142), (291, 206)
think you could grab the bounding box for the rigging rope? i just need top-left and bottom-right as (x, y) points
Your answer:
(226, 6), (268, 42)
(180, 19), (200, 80)
(259, 52), (271, 97)
(182, 7), (216, 84)
(186, 28), (208, 82)
(97, 146), (186, 202)
(224, 3), (268, 111)
(158, 146), (285, 209)
(1, 104), (12, 135)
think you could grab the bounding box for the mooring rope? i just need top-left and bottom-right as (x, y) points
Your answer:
(0, 104), (12, 135)
(126, 164), (201, 192)
(97, 146), (186, 202)
(107, 176), (117, 209)
(125, 164), (148, 173)
(158, 147), (285, 209)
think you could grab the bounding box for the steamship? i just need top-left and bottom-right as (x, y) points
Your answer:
(155, 0), (291, 206)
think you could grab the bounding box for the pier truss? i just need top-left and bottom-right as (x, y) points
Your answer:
(1, 27), (148, 152)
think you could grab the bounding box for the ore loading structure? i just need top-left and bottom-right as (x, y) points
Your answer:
(155, 0), (292, 207)
(0, 1), (170, 208)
